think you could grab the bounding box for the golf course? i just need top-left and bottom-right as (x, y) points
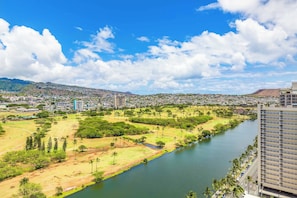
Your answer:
(0, 105), (253, 197)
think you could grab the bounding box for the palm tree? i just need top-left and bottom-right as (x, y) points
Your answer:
(96, 158), (100, 172)
(185, 190), (197, 198)
(231, 184), (244, 198)
(226, 174), (236, 187)
(212, 179), (221, 192)
(246, 175), (252, 194)
(90, 159), (94, 173)
(73, 138), (77, 150)
(112, 151), (118, 165)
(203, 186), (212, 198)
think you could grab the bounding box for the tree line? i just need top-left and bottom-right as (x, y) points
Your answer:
(129, 115), (212, 130)
(75, 117), (149, 138)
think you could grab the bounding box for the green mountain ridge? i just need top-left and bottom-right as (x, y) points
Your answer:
(0, 78), (32, 92)
(0, 77), (133, 97)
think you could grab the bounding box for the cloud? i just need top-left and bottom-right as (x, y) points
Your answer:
(197, 3), (220, 11)
(217, 0), (260, 13)
(75, 26), (83, 31)
(0, 20), (68, 82)
(0, 18), (9, 34)
(137, 36), (150, 42)
(1, 0), (297, 94)
(80, 26), (115, 53)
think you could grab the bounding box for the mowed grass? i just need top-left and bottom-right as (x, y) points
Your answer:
(0, 106), (249, 197)
(0, 112), (37, 155)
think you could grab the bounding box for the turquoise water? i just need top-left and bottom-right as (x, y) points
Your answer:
(68, 120), (258, 198)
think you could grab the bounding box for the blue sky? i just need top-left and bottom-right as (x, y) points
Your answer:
(0, 0), (297, 95)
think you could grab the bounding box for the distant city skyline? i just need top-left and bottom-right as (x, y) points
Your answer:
(0, 0), (297, 95)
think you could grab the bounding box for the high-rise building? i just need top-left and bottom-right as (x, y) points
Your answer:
(258, 83), (297, 197)
(114, 95), (126, 109)
(280, 82), (297, 107)
(73, 99), (84, 111)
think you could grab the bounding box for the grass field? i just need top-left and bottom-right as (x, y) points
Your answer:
(0, 106), (250, 197)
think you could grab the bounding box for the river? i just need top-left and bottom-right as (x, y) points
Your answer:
(68, 120), (258, 198)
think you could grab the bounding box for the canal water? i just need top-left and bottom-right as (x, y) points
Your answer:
(68, 120), (258, 198)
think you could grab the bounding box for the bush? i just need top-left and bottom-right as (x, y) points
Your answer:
(51, 151), (66, 162)
(78, 145), (87, 152)
(0, 165), (23, 181)
(156, 140), (165, 148)
(93, 171), (104, 183)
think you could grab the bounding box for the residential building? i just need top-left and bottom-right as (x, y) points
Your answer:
(114, 95), (126, 109)
(258, 83), (297, 198)
(280, 82), (297, 107)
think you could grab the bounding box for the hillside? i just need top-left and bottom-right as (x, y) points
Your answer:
(0, 77), (133, 97)
(0, 78), (32, 92)
(250, 89), (280, 97)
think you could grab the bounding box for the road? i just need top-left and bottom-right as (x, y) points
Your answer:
(239, 157), (259, 196)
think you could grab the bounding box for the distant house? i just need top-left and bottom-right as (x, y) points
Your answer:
(16, 108), (39, 112)
(0, 104), (7, 110)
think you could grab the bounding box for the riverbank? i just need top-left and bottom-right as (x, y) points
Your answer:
(62, 148), (167, 197)
(62, 119), (248, 198)
(66, 120), (258, 198)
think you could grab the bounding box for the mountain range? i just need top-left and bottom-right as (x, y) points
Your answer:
(0, 77), (132, 97)
(0, 77), (280, 97)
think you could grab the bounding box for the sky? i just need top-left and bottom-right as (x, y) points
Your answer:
(0, 0), (297, 95)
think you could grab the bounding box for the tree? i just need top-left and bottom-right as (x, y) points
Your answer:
(73, 139), (77, 150)
(36, 111), (49, 118)
(96, 158), (100, 172)
(25, 136), (33, 150)
(231, 184), (244, 198)
(19, 177), (29, 186)
(55, 186), (63, 196)
(62, 138), (67, 152)
(18, 177), (46, 198)
(78, 145), (87, 152)
(90, 159), (94, 173)
(47, 137), (52, 153)
(226, 174), (236, 187)
(110, 142), (115, 147)
(51, 150), (66, 162)
(32, 155), (50, 169)
(92, 171), (104, 183)
(53, 138), (58, 152)
(185, 190), (197, 198)
(112, 151), (118, 165)
(212, 179), (220, 191)
(204, 187), (212, 198)
(41, 141), (45, 152)
(246, 175), (253, 194)
(156, 140), (165, 148)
